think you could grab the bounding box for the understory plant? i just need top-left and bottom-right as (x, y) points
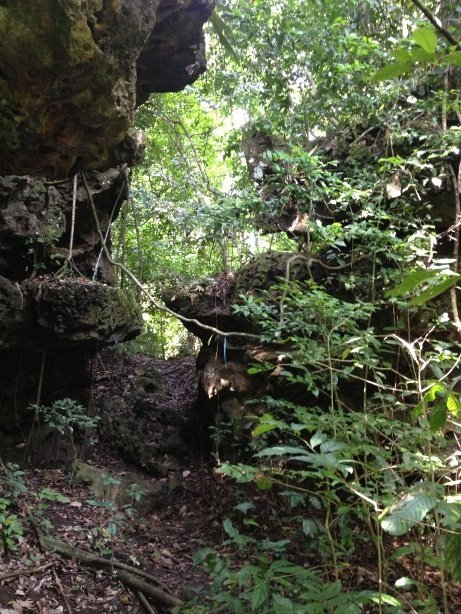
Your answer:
(27, 398), (99, 461)
(188, 272), (461, 613)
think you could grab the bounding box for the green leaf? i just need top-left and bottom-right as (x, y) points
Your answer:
(442, 51), (461, 67)
(446, 393), (461, 415)
(359, 591), (402, 607)
(271, 594), (294, 614)
(392, 49), (411, 63)
(409, 47), (435, 62)
(209, 11), (239, 63)
(256, 476), (273, 490)
(251, 579), (269, 610)
(412, 26), (437, 54)
(222, 518), (236, 537)
(380, 485), (438, 536)
(411, 399), (425, 420)
(372, 62), (409, 81)
(218, 463), (258, 483)
(253, 423), (277, 437)
(310, 431), (327, 448)
(302, 518), (319, 537)
(235, 501), (255, 515)
(38, 488), (69, 503)
(428, 401), (447, 432)
(425, 382), (445, 402)
(408, 274), (461, 305)
(443, 533), (461, 581)
(385, 269), (439, 298)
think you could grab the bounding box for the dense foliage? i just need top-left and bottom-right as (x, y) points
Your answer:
(113, 0), (461, 610)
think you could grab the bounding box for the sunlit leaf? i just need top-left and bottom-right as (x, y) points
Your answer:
(408, 274), (461, 305)
(372, 62), (409, 81)
(380, 485), (438, 536)
(446, 393), (461, 415)
(412, 26), (437, 54)
(442, 51), (461, 66)
(425, 382), (445, 402)
(385, 269), (439, 298)
(253, 423), (277, 437)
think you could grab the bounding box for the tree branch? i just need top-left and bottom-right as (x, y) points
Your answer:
(82, 172), (261, 341)
(410, 0), (458, 47)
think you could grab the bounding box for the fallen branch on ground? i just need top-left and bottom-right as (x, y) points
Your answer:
(0, 562), (54, 582)
(42, 534), (182, 610)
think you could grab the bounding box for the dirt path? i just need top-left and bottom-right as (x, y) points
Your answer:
(0, 349), (229, 613)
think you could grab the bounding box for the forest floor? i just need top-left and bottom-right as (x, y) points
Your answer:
(1, 349), (461, 613)
(0, 350), (231, 613)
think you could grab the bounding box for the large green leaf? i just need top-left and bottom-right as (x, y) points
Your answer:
(442, 51), (461, 67)
(408, 273), (461, 305)
(428, 401), (448, 432)
(380, 485), (438, 536)
(385, 269), (439, 298)
(372, 62), (409, 81)
(253, 423), (277, 436)
(209, 10), (239, 62)
(412, 26), (438, 54)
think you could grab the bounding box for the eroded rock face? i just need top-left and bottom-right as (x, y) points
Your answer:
(163, 252), (322, 422)
(0, 0), (215, 460)
(0, 170), (127, 282)
(0, 0), (215, 177)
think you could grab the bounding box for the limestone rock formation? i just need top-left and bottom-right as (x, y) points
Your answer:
(0, 0), (215, 177)
(0, 0), (215, 461)
(164, 252), (320, 423)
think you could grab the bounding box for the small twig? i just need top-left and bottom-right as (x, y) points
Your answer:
(51, 566), (73, 614)
(0, 562), (54, 582)
(448, 163), (461, 331)
(25, 347), (47, 456)
(56, 175), (81, 277)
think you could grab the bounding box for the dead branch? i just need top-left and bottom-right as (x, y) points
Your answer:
(112, 571), (181, 609)
(0, 562), (54, 582)
(42, 535), (181, 609)
(51, 565), (73, 614)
